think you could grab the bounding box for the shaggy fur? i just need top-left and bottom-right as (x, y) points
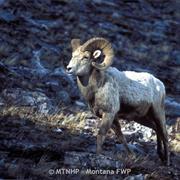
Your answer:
(67, 38), (169, 165)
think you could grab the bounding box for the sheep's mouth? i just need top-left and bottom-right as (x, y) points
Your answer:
(66, 70), (72, 74)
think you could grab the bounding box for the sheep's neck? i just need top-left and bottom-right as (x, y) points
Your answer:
(77, 74), (90, 87)
(77, 69), (105, 109)
(77, 68), (93, 87)
(77, 69), (102, 88)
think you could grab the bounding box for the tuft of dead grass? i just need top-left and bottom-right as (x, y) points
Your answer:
(0, 105), (92, 133)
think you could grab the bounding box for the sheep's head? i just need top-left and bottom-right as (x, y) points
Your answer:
(67, 37), (114, 76)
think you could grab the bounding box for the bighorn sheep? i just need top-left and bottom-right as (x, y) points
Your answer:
(67, 37), (169, 165)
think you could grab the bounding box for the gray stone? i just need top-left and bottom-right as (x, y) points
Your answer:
(0, 96), (4, 106)
(116, 144), (145, 155)
(57, 90), (71, 105)
(45, 81), (60, 92)
(2, 88), (53, 114)
(2, 89), (35, 106)
(0, 10), (16, 22)
(124, 174), (144, 180)
(64, 151), (123, 169)
(165, 98), (180, 117)
(0, 0), (5, 5)
(75, 101), (86, 107)
(171, 50), (180, 65)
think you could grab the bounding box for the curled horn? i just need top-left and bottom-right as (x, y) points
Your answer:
(81, 37), (114, 70)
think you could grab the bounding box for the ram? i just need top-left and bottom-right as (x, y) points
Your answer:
(67, 37), (169, 165)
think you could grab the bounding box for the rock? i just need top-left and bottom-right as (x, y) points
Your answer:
(171, 50), (180, 66)
(1, 88), (53, 114)
(64, 151), (123, 169)
(50, 67), (80, 100)
(0, 62), (9, 73)
(0, 10), (16, 22)
(50, 67), (67, 77)
(45, 81), (60, 92)
(57, 90), (71, 105)
(115, 144), (145, 155)
(0, 96), (4, 106)
(124, 174), (144, 180)
(30, 50), (49, 76)
(2, 88), (35, 106)
(0, 0), (5, 5)
(52, 128), (63, 133)
(165, 98), (180, 117)
(75, 101), (86, 107)
(122, 122), (153, 142)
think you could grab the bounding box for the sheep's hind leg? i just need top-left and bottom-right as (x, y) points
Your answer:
(138, 115), (164, 162)
(112, 120), (132, 154)
(97, 112), (115, 154)
(156, 133), (164, 161)
(152, 107), (169, 166)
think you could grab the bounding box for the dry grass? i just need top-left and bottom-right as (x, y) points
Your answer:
(0, 105), (91, 133)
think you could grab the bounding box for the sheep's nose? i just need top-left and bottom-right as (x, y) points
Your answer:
(67, 67), (72, 72)
(66, 65), (73, 73)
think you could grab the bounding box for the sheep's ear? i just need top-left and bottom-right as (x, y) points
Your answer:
(93, 50), (101, 59)
(71, 39), (81, 52)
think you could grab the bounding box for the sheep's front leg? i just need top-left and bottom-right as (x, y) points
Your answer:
(97, 112), (115, 154)
(112, 120), (132, 154)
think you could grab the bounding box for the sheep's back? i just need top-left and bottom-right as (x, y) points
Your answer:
(105, 67), (165, 106)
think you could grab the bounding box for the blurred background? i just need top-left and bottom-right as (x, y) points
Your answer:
(0, 0), (179, 179)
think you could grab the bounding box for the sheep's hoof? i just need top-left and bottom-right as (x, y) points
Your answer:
(163, 157), (170, 166)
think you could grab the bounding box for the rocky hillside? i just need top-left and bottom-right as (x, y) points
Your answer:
(0, 0), (179, 179)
